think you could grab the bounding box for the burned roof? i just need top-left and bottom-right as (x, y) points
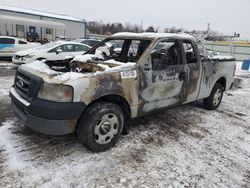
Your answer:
(112, 32), (195, 40)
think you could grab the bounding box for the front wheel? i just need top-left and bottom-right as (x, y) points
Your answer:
(77, 102), (124, 152)
(203, 83), (224, 110)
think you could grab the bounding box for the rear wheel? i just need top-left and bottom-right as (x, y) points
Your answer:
(77, 102), (124, 152)
(203, 83), (224, 110)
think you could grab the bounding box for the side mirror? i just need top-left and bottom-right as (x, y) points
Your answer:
(56, 49), (63, 54)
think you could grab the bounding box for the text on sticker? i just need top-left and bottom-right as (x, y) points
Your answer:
(121, 70), (137, 79)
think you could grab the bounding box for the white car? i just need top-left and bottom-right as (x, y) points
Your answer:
(12, 41), (91, 64)
(0, 36), (40, 58)
(74, 39), (101, 47)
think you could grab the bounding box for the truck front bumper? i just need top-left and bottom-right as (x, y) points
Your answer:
(10, 87), (86, 135)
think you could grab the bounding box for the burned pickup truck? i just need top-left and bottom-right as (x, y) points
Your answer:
(10, 33), (236, 152)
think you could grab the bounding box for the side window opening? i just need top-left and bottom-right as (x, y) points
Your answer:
(0, 38), (15, 44)
(95, 39), (125, 61)
(183, 41), (198, 64)
(75, 45), (89, 52)
(49, 45), (65, 53)
(18, 40), (27, 44)
(127, 40), (151, 62)
(65, 44), (75, 52)
(87, 39), (151, 63)
(151, 40), (182, 70)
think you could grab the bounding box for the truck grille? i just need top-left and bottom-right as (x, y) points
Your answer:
(14, 69), (43, 101)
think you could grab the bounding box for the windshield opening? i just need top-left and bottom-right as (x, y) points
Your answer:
(86, 38), (152, 63)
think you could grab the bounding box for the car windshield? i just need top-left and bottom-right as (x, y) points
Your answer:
(87, 38), (152, 63)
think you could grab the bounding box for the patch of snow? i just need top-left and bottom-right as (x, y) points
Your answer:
(15, 42), (62, 56)
(54, 72), (84, 81)
(73, 54), (100, 62)
(104, 59), (125, 65)
(1, 61), (249, 187)
(22, 60), (58, 75)
(97, 63), (110, 70)
(0, 89), (9, 96)
(106, 62), (136, 72)
(0, 75), (14, 98)
(0, 120), (27, 170)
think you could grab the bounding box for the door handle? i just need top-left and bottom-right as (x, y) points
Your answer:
(179, 72), (186, 81)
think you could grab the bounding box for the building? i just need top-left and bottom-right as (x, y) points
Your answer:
(0, 4), (87, 42)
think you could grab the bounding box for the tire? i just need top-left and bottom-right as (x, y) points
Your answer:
(203, 83), (224, 110)
(77, 102), (124, 152)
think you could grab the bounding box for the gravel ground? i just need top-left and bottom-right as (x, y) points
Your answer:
(0, 61), (249, 188)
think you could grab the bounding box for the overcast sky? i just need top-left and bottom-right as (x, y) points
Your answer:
(1, 0), (250, 39)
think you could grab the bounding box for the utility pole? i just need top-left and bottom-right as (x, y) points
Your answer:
(207, 23), (210, 34)
(100, 20), (103, 35)
(140, 19), (143, 33)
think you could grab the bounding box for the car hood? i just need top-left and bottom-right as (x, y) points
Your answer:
(15, 48), (46, 56)
(19, 57), (136, 84)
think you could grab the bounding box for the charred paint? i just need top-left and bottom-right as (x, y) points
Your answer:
(94, 74), (124, 99)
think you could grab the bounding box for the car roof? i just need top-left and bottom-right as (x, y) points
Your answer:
(0, 36), (27, 41)
(80, 39), (101, 41)
(53, 40), (91, 47)
(111, 32), (195, 40)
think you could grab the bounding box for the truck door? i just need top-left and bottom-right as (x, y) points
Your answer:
(139, 39), (186, 113)
(180, 40), (202, 103)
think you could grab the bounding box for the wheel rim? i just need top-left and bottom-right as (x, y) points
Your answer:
(94, 113), (119, 145)
(213, 89), (222, 106)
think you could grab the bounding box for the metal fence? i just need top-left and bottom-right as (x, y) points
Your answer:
(205, 42), (250, 61)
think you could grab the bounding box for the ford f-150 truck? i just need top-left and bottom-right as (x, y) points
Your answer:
(10, 33), (236, 152)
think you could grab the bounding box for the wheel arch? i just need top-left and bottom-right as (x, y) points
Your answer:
(84, 94), (131, 120)
(215, 77), (226, 90)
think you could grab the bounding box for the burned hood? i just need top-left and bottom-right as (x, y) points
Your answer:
(19, 58), (136, 84)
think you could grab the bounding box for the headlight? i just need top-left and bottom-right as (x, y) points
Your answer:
(23, 55), (34, 59)
(38, 83), (73, 102)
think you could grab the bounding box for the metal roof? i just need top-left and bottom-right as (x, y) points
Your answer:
(0, 15), (66, 27)
(0, 4), (86, 23)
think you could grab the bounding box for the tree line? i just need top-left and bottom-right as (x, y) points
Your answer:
(87, 21), (227, 41)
